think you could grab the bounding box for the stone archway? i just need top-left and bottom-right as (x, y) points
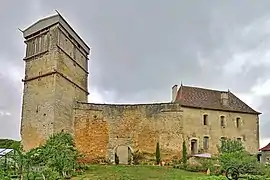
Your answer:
(114, 145), (133, 165)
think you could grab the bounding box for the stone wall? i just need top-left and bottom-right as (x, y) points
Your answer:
(21, 25), (59, 151)
(74, 102), (259, 163)
(181, 107), (259, 155)
(21, 21), (89, 151)
(53, 25), (89, 134)
(74, 102), (184, 163)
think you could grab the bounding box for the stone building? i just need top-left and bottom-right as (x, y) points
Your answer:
(20, 14), (261, 164)
(258, 143), (270, 164)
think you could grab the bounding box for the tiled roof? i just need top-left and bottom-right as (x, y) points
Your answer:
(174, 85), (260, 115)
(260, 143), (270, 151)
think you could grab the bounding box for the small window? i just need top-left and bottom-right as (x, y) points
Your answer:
(236, 117), (240, 128)
(203, 136), (209, 150)
(220, 137), (226, 146)
(221, 137), (226, 141)
(203, 114), (208, 125)
(220, 116), (225, 127)
(242, 135), (246, 141)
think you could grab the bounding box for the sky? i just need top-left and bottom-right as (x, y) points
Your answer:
(1, 0), (270, 148)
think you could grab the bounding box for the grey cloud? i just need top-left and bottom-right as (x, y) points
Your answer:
(39, 0), (270, 99)
(1, 0), (270, 143)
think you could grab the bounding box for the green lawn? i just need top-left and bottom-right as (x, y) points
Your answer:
(73, 165), (209, 180)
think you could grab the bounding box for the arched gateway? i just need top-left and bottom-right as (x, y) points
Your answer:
(114, 145), (133, 165)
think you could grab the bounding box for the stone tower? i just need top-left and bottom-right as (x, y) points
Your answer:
(20, 13), (90, 151)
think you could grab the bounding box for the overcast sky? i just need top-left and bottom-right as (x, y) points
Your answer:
(1, 0), (270, 148)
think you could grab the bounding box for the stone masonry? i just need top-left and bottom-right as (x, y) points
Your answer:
(20, 14), (261, 164)
(20, 14), (90, 151)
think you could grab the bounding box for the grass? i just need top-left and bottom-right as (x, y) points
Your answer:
(73, 165), (208, 180)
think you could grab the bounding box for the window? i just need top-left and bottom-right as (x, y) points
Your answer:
(220, 116), (225, 127)
(242, 135), (246, 141)
(191, 139), (198, 154)
(203, 114), (208, 125)
(203, 136), (209, 150)
(220, 137), (226, 146)
(236, 117), (240, 128)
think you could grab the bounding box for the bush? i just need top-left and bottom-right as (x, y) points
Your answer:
(132, 150), (144, 165)
(217, 138), (263, 176)
(0, 139), (20, 149)
(115, 153), (119, 165)
(218, 138), (245, 154)
(182, 141), (187, 169)
(155, 142), (161, 165)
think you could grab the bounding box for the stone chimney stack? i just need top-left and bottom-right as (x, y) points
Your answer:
(172, 85), (178, 102)
(221, 92), (229, 106)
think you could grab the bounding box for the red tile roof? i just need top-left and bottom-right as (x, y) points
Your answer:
(174, 85), (260, 115)
(260, 143), (270, 151)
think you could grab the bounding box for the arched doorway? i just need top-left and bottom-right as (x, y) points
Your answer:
(115, 145), (133, 165)
(191, 139), (198, 154)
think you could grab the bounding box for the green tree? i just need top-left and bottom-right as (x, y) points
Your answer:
(1, 132), (85, 179)
(0, 139), (20, 149)
(217, 138), (244, 154)
(155, 142), (161, 165)
(182, 141), (187, 169)
(218, 138), (262, 175)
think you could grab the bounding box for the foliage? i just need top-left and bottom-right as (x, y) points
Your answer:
(0, 139), (20, 149)
(217, 138), (244, 154)
(219, 151), (263, 175)
(182, 140), (188, 169)
(155, 142), (161, 165)
(0, 132), (86, 179)
(177, 158), (217, 174)
(217, 138), (263, 176)
(26, 132), (83, 178)
(115, 153), (119, 165)
(132, 150), (144, 165)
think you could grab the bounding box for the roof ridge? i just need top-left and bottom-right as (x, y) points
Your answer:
(23, 14), (58, 32)
(181, 85), (228, 93)
(228, 91), (261, 114)
(176, 84), (261, 115)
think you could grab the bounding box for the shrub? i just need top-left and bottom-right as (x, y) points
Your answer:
(132, 150), (144, 165)
(217, 138), (244, 154)
(115, 153), (119, 165)
(182, 140), (187, 169)
(0, 139), (20, 149)
(155, 142), (161, 165)
(217, 138), (263, 176)
(219, 152), (261, 175)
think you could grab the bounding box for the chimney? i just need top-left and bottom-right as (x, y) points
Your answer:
(172, 85), (178, 102)
(221, 92), (229, 106)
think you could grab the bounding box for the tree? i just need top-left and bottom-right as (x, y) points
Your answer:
(155, 142), (161, 165)
(0, 132), (85, 179)
(217, 138), (261, 175)
(217, 138), (244, 154)
(182, 141), (187, 169)
(0, 139), (20, 149)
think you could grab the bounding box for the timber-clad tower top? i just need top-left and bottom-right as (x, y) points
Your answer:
(23, 13), (90, 54)
(20, 13), (91, 151)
